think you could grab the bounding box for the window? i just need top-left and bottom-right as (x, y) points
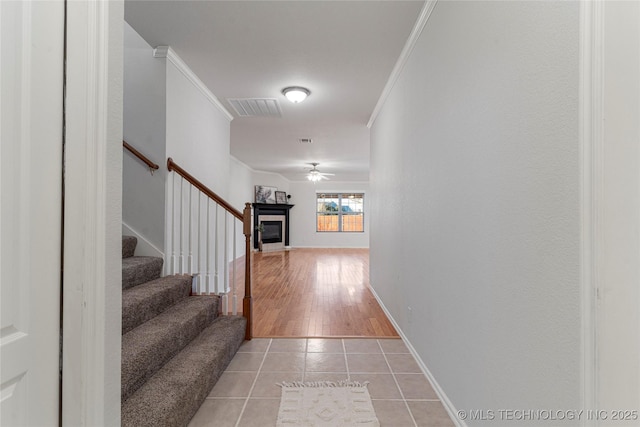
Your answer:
(316, 193), (364, 232)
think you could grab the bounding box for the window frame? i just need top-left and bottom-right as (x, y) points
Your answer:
(316, 192), (365, 233)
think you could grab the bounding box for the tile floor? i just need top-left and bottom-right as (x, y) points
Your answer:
(188, 338), (456, 427)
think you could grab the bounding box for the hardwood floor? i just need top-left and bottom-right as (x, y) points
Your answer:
(246, 248), (398, 338)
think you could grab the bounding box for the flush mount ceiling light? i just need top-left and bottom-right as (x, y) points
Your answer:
(282, 86), (310, 103)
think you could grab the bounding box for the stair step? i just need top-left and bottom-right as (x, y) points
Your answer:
(121, 296), (220, 401)
(122, 235), (137, 259)
(122, 256), (163, 290)
(122, 275), (193, 334)
(122, 316), (247, 427)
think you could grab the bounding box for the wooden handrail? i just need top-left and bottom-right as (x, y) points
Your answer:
(167, 158), (243, 220)
(123, 140), (160, 173)
(167, 157), (252, 340)
(242, 203), (253, 341)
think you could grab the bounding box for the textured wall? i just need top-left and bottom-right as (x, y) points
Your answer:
(370, 1), (581, 423)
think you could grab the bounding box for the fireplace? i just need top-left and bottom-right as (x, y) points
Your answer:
(261, 221), (282, 244)
(257, 214), (286, 251)
(252, 203), (294, 251)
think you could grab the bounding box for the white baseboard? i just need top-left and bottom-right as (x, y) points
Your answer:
(290, 245), (370, 249)
(122, 221), (165, 259)
(368, 284), (467, 427)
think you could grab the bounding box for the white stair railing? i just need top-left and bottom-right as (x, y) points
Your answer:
(165, 158), (253, 340)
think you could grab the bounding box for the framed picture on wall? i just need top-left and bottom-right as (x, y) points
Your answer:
(255, 185), (277, 204)
(275, 191), (287, 204)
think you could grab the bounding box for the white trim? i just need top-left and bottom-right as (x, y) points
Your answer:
(231, 155), (291, 182)
(153, 45), (234, 122)
(367, 0), (437, 129)
(165, 171), (175, 276)
(63, 0), (123, 425)
(368, 284), (466, 427)
(230, 154), (253, 172)
(579, 1), (603, 425)
(122, 221), (165, 259)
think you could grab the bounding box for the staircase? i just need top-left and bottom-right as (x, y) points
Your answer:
(121, 235), (247, 427)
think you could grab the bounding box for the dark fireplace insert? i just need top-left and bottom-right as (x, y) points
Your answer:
(261, 221), (282, 243)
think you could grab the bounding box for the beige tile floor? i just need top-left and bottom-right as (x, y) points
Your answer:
(188, 338), (456, 427)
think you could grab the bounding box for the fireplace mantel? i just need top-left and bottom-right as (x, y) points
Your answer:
(252, 203), (294, 250)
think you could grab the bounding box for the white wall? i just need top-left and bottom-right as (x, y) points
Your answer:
(229, 157), (254, 256)
(123, 23), (167, 251)
(162, 53), (235, 287)
(166, 62), (231, 199)
(123, 34), (242, 284)
(229, 157), (254, 212)
(289, 181), (369, 248)
(370, 1), (581, 423)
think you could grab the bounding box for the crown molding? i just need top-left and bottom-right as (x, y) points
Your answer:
(367, 0), (438, 129)
(230, 155), (292, 182)
(153, 46), (234, 122)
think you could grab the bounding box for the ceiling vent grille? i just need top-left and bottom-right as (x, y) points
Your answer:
(227, 98), (282, 118)
(298, 138), (313, 144)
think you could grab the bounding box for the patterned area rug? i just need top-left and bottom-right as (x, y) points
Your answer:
(276, 380), (380, 427)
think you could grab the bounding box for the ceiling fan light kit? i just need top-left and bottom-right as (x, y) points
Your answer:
(282, 86), (310, 103)
(306, 162), (333, 182)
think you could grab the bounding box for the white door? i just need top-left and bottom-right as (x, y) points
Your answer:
(0, 1), (64, 425)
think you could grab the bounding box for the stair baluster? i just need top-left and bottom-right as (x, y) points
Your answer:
(188, 184), (193, 277)
(166, 157), (252, 339)
(179, 176), (184, 274)
(232, 219), (238, 315)
(205, 199), (211, 294)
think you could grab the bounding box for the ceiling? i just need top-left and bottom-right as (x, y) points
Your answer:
(125, 1), (423, 182)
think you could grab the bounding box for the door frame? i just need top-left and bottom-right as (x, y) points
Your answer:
(62, 0), (123, 425)
(580, 0), (640, 424)
(579, 0), (601, 421)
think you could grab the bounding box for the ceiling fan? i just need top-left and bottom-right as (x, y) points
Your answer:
(306, 163), (334, 182)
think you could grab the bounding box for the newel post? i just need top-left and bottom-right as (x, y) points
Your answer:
(242, 202), (253, 340)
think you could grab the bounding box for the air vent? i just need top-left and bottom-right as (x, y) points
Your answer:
(227, 98), (282, 117)
(298, 138), (313, 144)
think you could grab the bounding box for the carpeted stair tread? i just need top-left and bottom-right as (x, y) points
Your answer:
(122, 316), (247, 427)
(122, 274), (193, 334)
(122, 235), (137, 259)
(121, 296), (220, 401)
(122, 256), (163, 290)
